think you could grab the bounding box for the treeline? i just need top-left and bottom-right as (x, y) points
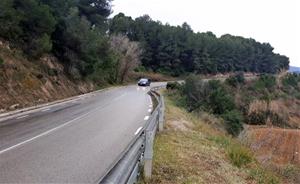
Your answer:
(0, 0), (141, 84)
(110, 13), (290, 76)
(0, 1), (290, 81)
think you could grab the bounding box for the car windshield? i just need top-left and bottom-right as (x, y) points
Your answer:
(139, 79), (148, 82)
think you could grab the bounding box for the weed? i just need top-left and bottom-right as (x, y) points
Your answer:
(249, 167), (279, 184)
(222, 110), (244, 136)
(227, 144), (253, 168)
(208, 135), (231, 148)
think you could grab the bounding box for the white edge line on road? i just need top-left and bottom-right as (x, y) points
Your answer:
(41, 108), (50, 112)
(0, 94), (126, 155)
(16, 115), (29, 120)
(144, 116), (149, 120)
(134, 127), (143, 135)
(0, 113), (87, 155)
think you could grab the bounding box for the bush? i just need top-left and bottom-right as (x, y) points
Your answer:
(28, 34), (53, 58)
(282, 73), (300, 89)
(247, 100), (268, 125)
(254, 74), (276, 90)
(208, 80), (235, 114)
(227, 144), (253, 168)
(247, 100), (289, 127)
(184, 75), (235, 114)
(222, 110), (244, 136)
(166, 82), (182, 90)
(250, 167), (280, 184)
(226, 72), (245, 87)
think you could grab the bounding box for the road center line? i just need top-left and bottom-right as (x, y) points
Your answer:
(16, 115), (29, 120)
(134, 127), (143, 135)
(0, 94), (126, 155)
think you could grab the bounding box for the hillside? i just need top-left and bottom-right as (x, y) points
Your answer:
(0, 42), (95, 112)
(166, 73), (300, 183)
(140, 94), (281, 184)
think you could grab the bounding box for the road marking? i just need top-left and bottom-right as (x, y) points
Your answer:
(144, 116), (149, 120)
(148, 109), (152, 112)
(149, 105), (153, 108)
(41, 108), (50, 112)
(16, 115), (29, 120)
(0, 95), (125, 155)
(134, 127), (143, 135)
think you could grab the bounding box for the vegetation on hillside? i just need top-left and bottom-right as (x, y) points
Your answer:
(139, 95), (280, 184)
(0, 0), (142, 85)
(110, 13), (289, 76)
(167, 73), (300, 136)
(0, 1), (290, 84)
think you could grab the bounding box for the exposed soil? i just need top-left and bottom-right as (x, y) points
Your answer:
(242, 126), (300, 166)
(0, 44), (95, 111)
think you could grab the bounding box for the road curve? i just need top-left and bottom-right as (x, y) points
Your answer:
(0, 84), (162, 183)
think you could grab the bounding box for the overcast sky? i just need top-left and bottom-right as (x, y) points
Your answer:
(112, 0), (300, 67)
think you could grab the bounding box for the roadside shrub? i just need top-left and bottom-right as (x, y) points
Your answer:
(254, 74), (276, 91)
(226, 72), (245, 87)
(166, 82), (182, 90)
(222, 110), (244, 136)
(282, 73), (300, 88)
(184, 75), (235, 114)
(134, 66), (146, 72)
(227, 144), (253, 168)
(208, 80), (235, 114)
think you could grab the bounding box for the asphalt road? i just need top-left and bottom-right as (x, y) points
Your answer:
(0, 84), (162, 183)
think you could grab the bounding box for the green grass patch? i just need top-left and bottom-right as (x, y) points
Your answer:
(227, 144), (253, 168)
(249, 167), (280, 184)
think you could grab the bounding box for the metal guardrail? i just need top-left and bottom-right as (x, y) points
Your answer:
(100, 86), (165, 184)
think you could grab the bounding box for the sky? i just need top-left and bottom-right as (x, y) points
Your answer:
(111, 0), (300, 67)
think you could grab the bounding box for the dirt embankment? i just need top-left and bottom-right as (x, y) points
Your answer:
(0, 42), (95, 112)
(242, 126), (300, 166)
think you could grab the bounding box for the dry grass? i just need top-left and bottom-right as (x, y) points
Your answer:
(248, 100), (268, 115)
(248, 100), (290, 127)
(139, 95), (280, 184)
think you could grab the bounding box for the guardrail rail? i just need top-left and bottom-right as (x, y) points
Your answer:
(100, 86), (165, 184)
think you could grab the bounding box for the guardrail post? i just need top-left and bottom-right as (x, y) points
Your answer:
(144, 130), (154, 179)
(158, 96), (165, 132)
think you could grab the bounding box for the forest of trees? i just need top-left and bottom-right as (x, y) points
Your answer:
(110, 13), (290, 76)
(0, 0), (290, 82)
